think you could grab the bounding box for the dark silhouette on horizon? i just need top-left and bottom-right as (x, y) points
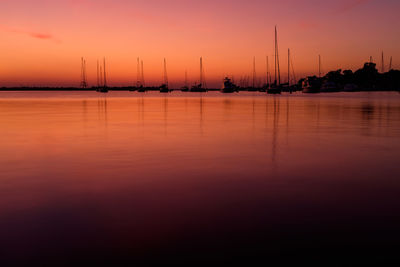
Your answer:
(298, 62), (400, 93)
(1, 62), (399, 93)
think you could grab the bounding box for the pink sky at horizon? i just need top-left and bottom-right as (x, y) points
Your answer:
(0, 0), (399, 87)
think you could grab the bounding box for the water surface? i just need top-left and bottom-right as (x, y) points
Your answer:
(1, 91), (400, 265)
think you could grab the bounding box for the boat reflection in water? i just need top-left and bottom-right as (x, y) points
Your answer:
(0, 91), (400, 265)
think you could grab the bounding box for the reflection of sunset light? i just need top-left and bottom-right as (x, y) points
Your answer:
(1, 92), (400, 265)
(0, 0), (399, 87)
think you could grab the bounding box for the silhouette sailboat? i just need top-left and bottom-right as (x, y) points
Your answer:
(302, 55), (322, 93)
(248, 57), (258, 91)
(190, 57), (207, 92)
(267, 26), (282, 94)
(97, 58), (108, 93)
(181, 70), (189, 92)
(136, 58), (146, 92)
(160, 58), (170, 93)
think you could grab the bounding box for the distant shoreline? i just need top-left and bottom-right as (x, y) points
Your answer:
(2, 63), (399, 93)
(0, 87), (221, 92)
(0, 87), (399, 92)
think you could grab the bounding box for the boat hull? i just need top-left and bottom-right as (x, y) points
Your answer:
(96, 88), (109, 93)
(302, 88), (320, 93)
(190, 89), (207, 92)
(221, 89), (237, 93)
(267, 88), (282, 94)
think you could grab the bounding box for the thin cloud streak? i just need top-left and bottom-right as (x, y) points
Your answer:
(0, 25), (60, 43)
(29, 32), (54, 40)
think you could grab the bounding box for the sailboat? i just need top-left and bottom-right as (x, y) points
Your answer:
(267, 26), (282, 94)
(302, 55), (322, 93)
(160, 58), (170, 93)
(190, 57), (207, 92)
(281, 49), (294, 93)
(181, 70), (189, 91)
(288, 49), (293, 93)
(80, 57), (88, 89)
(248, 57), (258, 91)
(261, 56), (271, 92)
(136, 58), (146, 92)
(97, 58), (109, 93)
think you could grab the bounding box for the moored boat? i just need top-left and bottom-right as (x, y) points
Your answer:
(190, 84), (207, 92)
(267, 26), (282, 95)
(181, 70), (189, 91)
(96, 87), (109, 93)
(96, 58), (108, 93)
(321, 81), (340, 92)
(159, 58), (171, 93)
(181, 86), (189, 92)
(302, 76), (321, 93)
(159, 84), (170, 93)
(190, 57), (207, 92)
(137, 85), (146, 92)
(221, 77), (239, 93)
(267, 84), (282, 94)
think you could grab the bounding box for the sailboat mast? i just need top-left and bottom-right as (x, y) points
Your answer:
(137, 58), (141, 87)
(274, 27), (277, 85)
(185, 70), (188, 87)
(275, 26), (281, 85)
(80, 57), (88, 88)
(81, 57), (83, 86)
(288, 49), (290, 86)
(389, 56), (393, 70)
(103, 57), (107, 87)
(381, 51), (385, 73)
(318, 55), (321, 78)
(266, 56), (270, 87)
(141, 60), (145, 87)
(83, 58), (86, 87)
(82, 58), (85, 86)
(97, 60), (100, 87)
(291, 57), (297, 85)
(163, 58), (168, 86)
(253, 56), (256, 88)
(99, 66), (103, 87)
(200, 57), (203, 86)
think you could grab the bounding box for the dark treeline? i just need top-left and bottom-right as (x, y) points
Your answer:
(299, 62), (400, 92)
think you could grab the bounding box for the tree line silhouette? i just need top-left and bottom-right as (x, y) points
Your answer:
(298, 62), (400, 91)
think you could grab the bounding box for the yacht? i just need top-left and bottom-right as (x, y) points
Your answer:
(159, 84), (170, 93)
(221, 77), (239, 93)
(267, 26), (282, 95)
(96, 87), (108, 93)
(160, 58), (170, 93)
(321, 81), (340, 92)
(302, 76), (321, 93)
(190, 57), (207, 92)
(191, 84), (207, 92)
(267, 84), (282, 94)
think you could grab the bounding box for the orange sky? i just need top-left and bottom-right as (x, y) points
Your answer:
(1, 0), (399, 87)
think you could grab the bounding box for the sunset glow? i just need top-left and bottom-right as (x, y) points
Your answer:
(1, 0), (399, 87)
(1, 2), (400, 264)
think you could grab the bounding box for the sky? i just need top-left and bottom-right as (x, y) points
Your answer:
(0, 0), (399, 87)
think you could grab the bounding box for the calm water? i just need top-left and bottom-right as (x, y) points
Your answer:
(1, 91), (400, 265)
